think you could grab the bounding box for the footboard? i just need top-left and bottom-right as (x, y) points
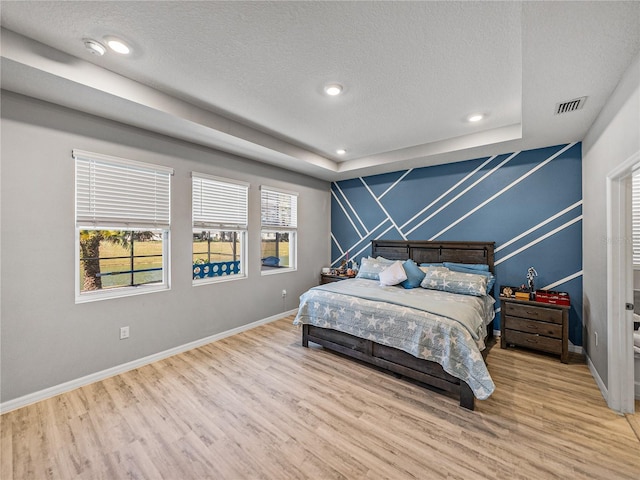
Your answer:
(302, 324), (475, 410)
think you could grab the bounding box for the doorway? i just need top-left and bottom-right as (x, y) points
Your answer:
(606, 150), (640, 413)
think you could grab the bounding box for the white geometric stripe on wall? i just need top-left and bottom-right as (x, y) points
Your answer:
(401, 155), (497, 234)
(333, 181), (368, 237)
(495, 200), (582, 253)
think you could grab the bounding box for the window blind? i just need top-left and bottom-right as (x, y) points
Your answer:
(192, 173), (249, 229)
(74, 150), (173, 229)
(633, 171), (640, 266)
(261, 186), (298, 229)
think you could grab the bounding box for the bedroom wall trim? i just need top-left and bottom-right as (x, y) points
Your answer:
(0, 308), (298, 414)
(587, 354), (608, 403)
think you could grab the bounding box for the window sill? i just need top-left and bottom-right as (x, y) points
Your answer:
(193, 274), (247, 287)
(261, 267), (296, 276)
(75, 284), (169, 304)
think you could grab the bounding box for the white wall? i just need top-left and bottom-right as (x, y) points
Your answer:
(582, 51), (640, 387)
(0, 92), (330, 404)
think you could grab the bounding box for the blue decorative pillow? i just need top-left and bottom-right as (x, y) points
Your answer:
(261, 256), (280, 267)
(420, 268), (488, 297)
(356, 257), (391, 280)
(401, 259), (426, 289)
(443, 263), (495, 293)
(442, 262), (489, 272)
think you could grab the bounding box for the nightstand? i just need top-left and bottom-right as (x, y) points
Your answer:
(500, 296), (569, 363)
(320, 273), (355, 284)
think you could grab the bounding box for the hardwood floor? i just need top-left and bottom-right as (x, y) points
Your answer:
(2, 315), (639, 479)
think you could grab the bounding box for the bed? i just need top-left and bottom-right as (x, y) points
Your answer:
(294, 240), (496, 410)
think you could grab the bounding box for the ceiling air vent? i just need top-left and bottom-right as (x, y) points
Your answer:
(555, 96), (587, 115)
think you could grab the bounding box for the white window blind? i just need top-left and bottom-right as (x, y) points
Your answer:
(192, 173), (249, 229)
(261, 186), (298, 229)
(633, 170), (640, 266)
(74, 150), (173, 228)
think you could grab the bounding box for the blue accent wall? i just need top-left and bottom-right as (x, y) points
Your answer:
(331, 143), (583, 346)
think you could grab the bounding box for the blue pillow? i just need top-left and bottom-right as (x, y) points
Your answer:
(261, 256), (280, 267)
(400, 259), (426, 289)
(419, 262), (444, 267)
(444, 263), (495, 293)
(443, 262), (489, 272)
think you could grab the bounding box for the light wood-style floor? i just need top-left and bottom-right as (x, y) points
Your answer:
(2, 316), (639, 479)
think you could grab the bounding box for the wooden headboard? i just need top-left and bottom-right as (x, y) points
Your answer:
(371, 240), (495, 273)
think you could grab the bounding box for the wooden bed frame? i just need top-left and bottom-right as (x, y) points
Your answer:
(302, 240), (495, 410)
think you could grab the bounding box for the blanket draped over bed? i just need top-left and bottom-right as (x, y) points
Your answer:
(294, 278), (496, 400)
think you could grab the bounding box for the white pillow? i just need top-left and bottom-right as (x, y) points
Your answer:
(379, 260), (408, 286)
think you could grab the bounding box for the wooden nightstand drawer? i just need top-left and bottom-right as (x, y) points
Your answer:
(504, 329), (562, 355)
(504, 302), (563, 324)
(503, 316), (563, 338)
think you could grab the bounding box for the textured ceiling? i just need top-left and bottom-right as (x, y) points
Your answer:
(1, 1), (639, 180)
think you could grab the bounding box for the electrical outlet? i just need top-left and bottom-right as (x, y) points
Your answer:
(282, 289), (287, 297)
(120, 326), (130, 340)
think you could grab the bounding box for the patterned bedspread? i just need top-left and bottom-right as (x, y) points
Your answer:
(294, 278), (496, 399)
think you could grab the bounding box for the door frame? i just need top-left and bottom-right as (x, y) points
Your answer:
(606, 149), (639, 413)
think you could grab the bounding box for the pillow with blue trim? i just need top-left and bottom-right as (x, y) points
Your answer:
(400, 259), (426, 289)
(443, 263), (495, 293)
(420, 268), (488, 297)
(356, 257), (392, 280)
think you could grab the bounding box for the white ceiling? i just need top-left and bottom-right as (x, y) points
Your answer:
(1, 1), (639, 181)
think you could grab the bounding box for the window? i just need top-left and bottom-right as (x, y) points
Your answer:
(74, 150), (173, 302)
(633, 170), (640, 267)
(192, 173), (248, 283)
(261, 186), (297, 273)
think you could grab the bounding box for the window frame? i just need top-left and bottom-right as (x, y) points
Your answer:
(260, 186), (298, 275)
(192, 172), (249, 285)
(74, 150), (173, 303)
(75, 227), (171, 303)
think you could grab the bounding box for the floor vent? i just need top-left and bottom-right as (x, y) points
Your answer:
(555, 96), (587, 115)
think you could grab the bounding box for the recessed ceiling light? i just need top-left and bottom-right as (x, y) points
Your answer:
(336, 149), (346, 155)
(83, 39), (106, 56)
(324, 84), (343, 96)
(467, 113), (484, 122)
(106, 38), (131, 55)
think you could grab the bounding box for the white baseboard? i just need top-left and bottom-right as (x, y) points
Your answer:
(0, 309), (298, 414)
(586, 353), (608, 402)
(569, 341), (584, 355)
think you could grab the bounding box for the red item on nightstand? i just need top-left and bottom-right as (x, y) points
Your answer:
(535, 290), (570, 306)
